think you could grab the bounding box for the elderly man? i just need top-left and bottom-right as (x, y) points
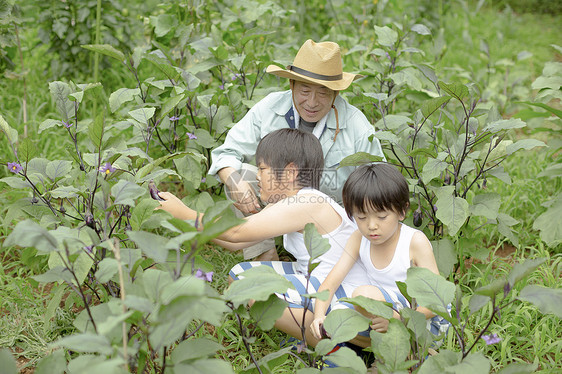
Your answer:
(208, 39), (385, 261)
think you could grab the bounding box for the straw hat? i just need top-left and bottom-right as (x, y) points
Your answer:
(266, 39), (361, 91)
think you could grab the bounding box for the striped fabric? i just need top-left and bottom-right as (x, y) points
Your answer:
(229, 261), (356, 312)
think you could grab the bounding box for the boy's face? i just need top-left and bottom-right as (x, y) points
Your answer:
(257, 162), (290, 204)
(291, 81), (337, 123)
(353, 206), (405, 248)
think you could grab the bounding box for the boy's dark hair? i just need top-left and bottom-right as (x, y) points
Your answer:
(256, 128), (323, 189)
(342, 163), (410, 218)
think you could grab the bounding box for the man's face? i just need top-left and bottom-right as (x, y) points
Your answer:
(291, 81), (337, 123)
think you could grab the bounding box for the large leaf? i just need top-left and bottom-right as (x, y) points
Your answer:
(482, 118), (526, 133)
(505, 139), (546, 154)
(421, 96), (451, 118)
(46, 160), (73, 182)
(374, 25), (398, 47)
(338, 152), (384, 168)
(303, 223), (331, 262)
(88, 113), (105, 150)
(421, 156), (448, 185)
(174, 359), (235, 374)
(128, 107), (156, 126)
(171, 338), (225, 364)
(4, 219), (58, 253)
(0, 349), (17, 374)
(49, 81), (74, 122)
(322, 308), (370, 347)
(111, 180), (145, 206)
(339, 295), (393, 319)
(109, 88), (140, 113)
(445, 352), (491, 373)
(223, 266), (294, 307)
(469, 193), (501, 220)
(0, 114), (18, 145)
(435, 187), (469, 236)
(507, 258), (546, 287)
(66, 355), (127, 374)
(431, 238), (457, 277)
(405, 267), (455, 314)
(370, 319), (411, 369)
(81, 44), (125, 62)
(517, 285), (562, 318)
(438, 81), (469, 101)
(35, 349), (66, 374)
(127, 230), (169, 264)
(250, 294), (289, 330)
(53, 333), (112, 355)
(532, 193), (562, 247)
(418, 349), (461, 374)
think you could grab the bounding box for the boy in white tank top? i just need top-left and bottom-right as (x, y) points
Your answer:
(310, 163), (450, 348)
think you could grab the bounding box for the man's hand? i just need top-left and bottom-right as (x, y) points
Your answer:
(221, 169), (260, 214)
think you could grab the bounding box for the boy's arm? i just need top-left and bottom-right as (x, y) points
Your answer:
(212, 237), (263, 252)
(410, 231), (440, 319)
(310, 230), (362, 340)
(159, 192), (325, 244)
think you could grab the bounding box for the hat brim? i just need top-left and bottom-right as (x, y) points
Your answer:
(266, 65), (361, 91)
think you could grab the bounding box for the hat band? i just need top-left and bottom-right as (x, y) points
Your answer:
(288, 65), (343, 82)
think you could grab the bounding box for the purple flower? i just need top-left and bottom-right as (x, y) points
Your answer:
(219, 84), (225, 90)
(83, 245), (94, 254)
(482, 333), (501, 345)
(99, 162), (116, 175)
(195, 268), (213, 282)
(231, 73), (241, 81)
(62, 120), (72, 128)
(169, 115), (180, 122)
(187, 132), (197, 140)
(8, 162), (23, 174)
(201, 177), (206, 183)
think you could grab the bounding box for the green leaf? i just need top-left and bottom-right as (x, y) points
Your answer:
(88, 113), (105, 150)
(375, 25), (398, 47)
(438, 81), (469, 101)
(323, 308), (370, 347)
(109, 88), (140, 113)
(374, 130), (401, 144)
(518, 285), (562, 318)
(483, 118), (526, 133)
(435, 188), (469, 236)
(174, 359), (235, 374)
(141, 268), (173, 303)
(223, 266), (293, 307)
(38, 119), (62, 133)
(445, 352), (490, 373)
(174, 153), (204, 188)
(303, 223), (331, 261)
(338, 152), (384, 168)
(422, 156), (448, 185)
(171, 338), (224, 364)
(532, 193), (562, 247)
(143, 53), (181, 81)
(475, 278), (507, 297)
(127, 230), (169, 264)
(505, 139), (546, 154)
(0, 349), (17, 374)
(516, 101), (562, 119)
(128, 107), (155, 125)
(35, 349), (66, 374)
(411, 24), (431, 35)
(46, 160), (72, 182)
(468, 294), (490, 314)
(50, 186), (80, 199)
(66, 355), (127, 374)
(250, 294), (289, 331)
(48, 81), (74, 122)
(469, 193), (501, 220)
(160, 275), (207, 303)
(421, 96), (451, 118)
(507, 258), (546, 287)
(401, 308), (433, 347)
(130, 198), (163, 230)
(4, 220), (58, 253)
(339, 295), (393, 319)
(151, 13), (178, 37)
(111, 180), (145, 206)
(431, 238), (457, 277)
(405, 267), (455, 314)
(82, 44), (125, 63)
(370, 319), (411, 368)
(418, 349), (461, 374)
(53, 333), (112, 355)
(496, 362), (538, 374)
(159, 93), (185, 121)
(95, 258), (118, 283)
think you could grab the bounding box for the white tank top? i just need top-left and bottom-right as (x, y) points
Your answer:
(283, 188), (368, 287)
(358, 223), (419, 296)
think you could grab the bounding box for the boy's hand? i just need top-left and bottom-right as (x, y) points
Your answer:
(155, 191), (193, 220)
(370, 316), (390, 333)
(310, 316), (328, 340)
(229, 179), (261, 214)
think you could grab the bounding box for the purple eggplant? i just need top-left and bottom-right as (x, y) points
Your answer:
(320, 324), (329, 339)
(148, 180), (164, 201)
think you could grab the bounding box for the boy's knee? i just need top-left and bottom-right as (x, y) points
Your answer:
(352, 285), (384, 300)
